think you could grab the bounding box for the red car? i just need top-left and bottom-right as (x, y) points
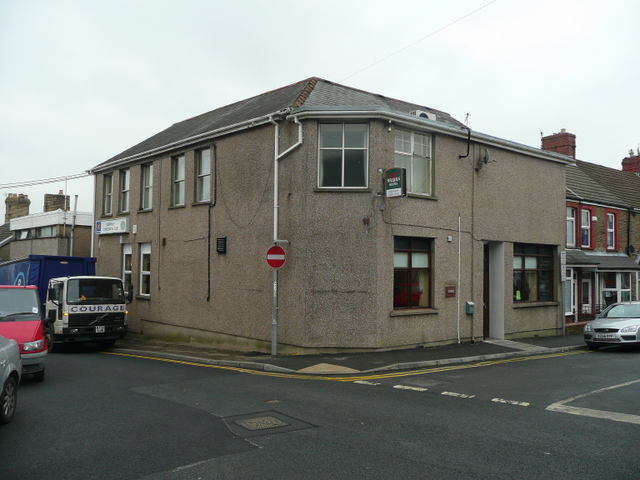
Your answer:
(0, 285), (48, 382)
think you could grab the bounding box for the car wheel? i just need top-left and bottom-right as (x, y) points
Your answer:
(586, 342), (600, 351)
(0, 376), (18, 425)
(33, 367), (45, 382)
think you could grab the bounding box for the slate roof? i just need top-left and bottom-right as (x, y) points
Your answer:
(95, 77), (465, 169)
(575, 160), (640, 209)
(565, 163), (629, 208)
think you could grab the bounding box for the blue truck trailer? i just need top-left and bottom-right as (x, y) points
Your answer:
(0, 255), (96, 309)
(0, 255), (129, 348)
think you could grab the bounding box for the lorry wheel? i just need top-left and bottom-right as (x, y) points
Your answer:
(33, 368), (45, 382)
(99, 339), (116, 348)
(0, 377), (18, 425)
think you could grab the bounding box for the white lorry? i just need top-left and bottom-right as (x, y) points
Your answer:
(46, 276), (132, 348)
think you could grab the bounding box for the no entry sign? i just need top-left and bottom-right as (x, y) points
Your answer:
(266, 245), (286, 269)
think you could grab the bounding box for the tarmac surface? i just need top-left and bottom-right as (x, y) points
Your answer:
(111, 333), (588, 375)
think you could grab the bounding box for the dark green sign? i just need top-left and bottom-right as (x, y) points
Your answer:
(385, 168), (406, 198)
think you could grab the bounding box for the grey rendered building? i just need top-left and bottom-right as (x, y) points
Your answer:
(90, 78), (571, 353)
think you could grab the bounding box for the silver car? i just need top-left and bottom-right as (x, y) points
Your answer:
(584, 301), (640, 350)
(0, 333), (21, 425)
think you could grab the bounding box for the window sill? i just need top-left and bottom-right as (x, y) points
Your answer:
(314, 188), (371, 193)
(136, 295), (151, 301)
(513, 301), (558, 309)
(391, 308), (438, 317)
(191, 201), (211, 207)
(168, 205), (186, 210)
(407, 193), (438, 201)
(137, 208), (153, 214)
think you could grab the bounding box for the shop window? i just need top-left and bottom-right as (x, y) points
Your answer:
(393, 237), (432, 309)
(513, 244), (555, 302)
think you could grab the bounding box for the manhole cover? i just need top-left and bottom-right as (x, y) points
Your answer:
(224, 411), (316, 438)
(234, 416), (290, 431)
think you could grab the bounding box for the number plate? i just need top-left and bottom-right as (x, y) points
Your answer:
(595, 333), (619, 341)
(96, 326), (106, 333)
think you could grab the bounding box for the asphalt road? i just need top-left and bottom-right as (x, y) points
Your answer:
(1, 344), (639, 480)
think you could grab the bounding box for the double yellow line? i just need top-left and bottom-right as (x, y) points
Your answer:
(104, 349), (586, 382)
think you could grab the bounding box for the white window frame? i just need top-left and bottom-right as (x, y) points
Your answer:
(394, 129), (432, 195)
(600, 271), (631, 307)
(581, 209), (591, 248)
(141, 163), (153, 210)
(36, 226), (55, 238)
(122, 244), (132, 294)
(566, 207), (576, 247)
(139, 243), (151, 297)
(103, 173), (113, 216)
(196, 149), (211, 203)
(318, 123), (368, 188)
(606, 212), (615, 250)
(564, 267), (575, 316)
(120, 169), (130, 213)
(172, 155), (185, 206)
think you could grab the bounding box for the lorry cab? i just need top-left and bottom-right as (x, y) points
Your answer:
(0, 285), (48, 382)
(46, 276), (129, 347)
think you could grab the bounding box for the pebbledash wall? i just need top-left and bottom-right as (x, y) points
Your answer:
(91, 88), (570, 353)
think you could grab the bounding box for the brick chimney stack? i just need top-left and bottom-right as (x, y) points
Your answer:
(5, 193), (30, 224)
(621, 149), (640, 174)
(44, 190), (70, 212)
(541, 128), (577, 158)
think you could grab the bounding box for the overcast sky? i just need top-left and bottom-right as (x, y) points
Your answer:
(1, 0), (638, 222)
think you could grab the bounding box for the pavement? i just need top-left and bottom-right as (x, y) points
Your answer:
(111, 333), (588, 375)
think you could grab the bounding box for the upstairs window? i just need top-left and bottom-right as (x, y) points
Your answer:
(172, 155), (185, 206)
(606, 211), (618, 250)
(196, 149), (211, 202)
(581, 208), (592, 248)
(141, 163), (153, 210)
(566, 207), (576, 247)
(394, 130), (432, 195)
(103, 173), (113, 216)
(119, 168), (130, 213)
(37, 226), (55, 238)
(318, 123), (368, 188)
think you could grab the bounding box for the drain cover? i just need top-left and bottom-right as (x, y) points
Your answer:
(234, 416), (290, 431)
(224, 411), (315, 438)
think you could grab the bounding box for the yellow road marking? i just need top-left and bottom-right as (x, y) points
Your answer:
(103, 349), (586, 382)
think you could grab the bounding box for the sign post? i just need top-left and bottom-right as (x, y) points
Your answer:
(266, 246), (286, 356)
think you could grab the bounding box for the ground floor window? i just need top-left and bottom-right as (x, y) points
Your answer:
(139, 243), (151, 296)
(513, 244), (555, 302)
(122, 244), (132, 293)
(600, 272), (631, 307)
(393, 237), (432, 309)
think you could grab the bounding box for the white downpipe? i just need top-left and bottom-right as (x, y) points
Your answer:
(272, 116), (303, 243)
(269, 115), (303, 356)
(457, 213), (461, 344)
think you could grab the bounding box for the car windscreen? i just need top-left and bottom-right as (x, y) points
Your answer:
(599, 304), (640, 318)
(0, 288), (41, 320)
(67, 279), (125, 305)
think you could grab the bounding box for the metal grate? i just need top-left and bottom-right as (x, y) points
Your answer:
(234, 416), (290, 431)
